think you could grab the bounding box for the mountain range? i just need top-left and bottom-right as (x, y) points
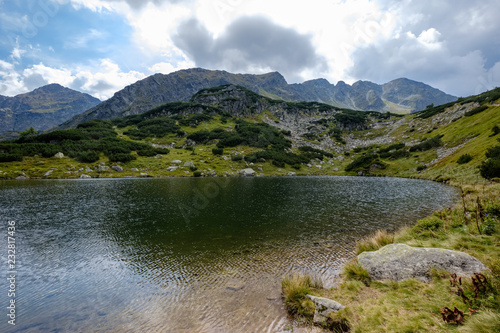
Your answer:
(57, 68), (457, 129)
(0, 84), (100, 134)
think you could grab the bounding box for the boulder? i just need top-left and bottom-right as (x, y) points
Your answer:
(167, 166), (178, 172)
(239, 168), (255, 176)
(54, 152), (64, 158)
(171, 160), (182, 164)
(184, 161), (195, 168)
(287, 172), (296, 176)
(79, 174), (91, 179)
(358, 243), (488, 282)
(44, 170), (53, 177)
(15, 175), (29, 180)
(111, 165), (123, 172)
(130, 168), (139, 172)
(306, 295), (344, 325)
(98, 165), (109, 172)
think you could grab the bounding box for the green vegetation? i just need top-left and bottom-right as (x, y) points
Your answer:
(0, 119), (161, 165)
(480, 140), (500, 179)
(281, 273), (322, 319)
(457, 153), (473, 164)
(409, 135), (443, 152)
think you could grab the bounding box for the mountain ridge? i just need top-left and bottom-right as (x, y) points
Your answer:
(57, 68), (456, 129)
(0, 84), (100, 134)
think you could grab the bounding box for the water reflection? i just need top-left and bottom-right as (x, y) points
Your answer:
(0, 177), (457, 332)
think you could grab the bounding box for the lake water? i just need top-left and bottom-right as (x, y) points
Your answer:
(0, 176), (458, 332)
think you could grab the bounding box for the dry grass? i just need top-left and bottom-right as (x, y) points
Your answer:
(355, 229), (394, 255)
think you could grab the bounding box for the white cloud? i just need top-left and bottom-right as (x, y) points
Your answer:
(148, 59), (194, 74)
(0, 59), (145, 100)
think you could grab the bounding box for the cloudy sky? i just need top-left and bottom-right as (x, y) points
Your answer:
(1, 0), (499, 100)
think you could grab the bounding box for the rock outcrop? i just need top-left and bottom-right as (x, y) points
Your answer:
(358, 243), (488, 282)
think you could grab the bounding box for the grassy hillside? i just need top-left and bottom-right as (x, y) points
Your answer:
(0, 87), (499, 183)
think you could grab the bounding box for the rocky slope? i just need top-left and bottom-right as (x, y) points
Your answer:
(57, 68), (456, 129)
(0, 84), (100, 134)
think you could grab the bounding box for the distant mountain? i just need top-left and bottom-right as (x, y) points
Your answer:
(58, 68), (456, 129)
(0, 84), (100, 134)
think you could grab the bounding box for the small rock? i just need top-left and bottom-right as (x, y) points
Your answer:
(98, 165), (109, 172)
(167, 166), (178, 172)
(130, 168), (139, 172)
(306, 295), (344, 325)
(171, 160), (182, 164)
(307, 164), (312, 168)
(257, 167), (263, 172)
(99, 162), (106, 166)
(222, 155), (229, 161)
(54, 152), (64, 158)
(79, 174), (91, 179)
(140, 173), (148, 176)
(154, 154), (163, 159)
(85, 167), (93, 172)
(44, 170), (53, 177)
(226, 282), (245, 291)
(287, 172), (296, 176)
(111, 165), (123, 172)
(16, 176), (29, 180)
(184, 161), (195, 168)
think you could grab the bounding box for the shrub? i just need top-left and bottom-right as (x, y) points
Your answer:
(457, 153), (473, 164)
(231, 155), (243, 161)
(137, 149), (157, 157)
(76, 151), (100, 163)
(272, 160), (285, 167)
(154, 148), (170, 155)
(345, 153), (379, 172)
(409, 135), (443, 152)
(491, 125), (500, 137)
(416, 165), (427, 171)
(480, 159), (500, 179)
(411, 216), (444, 237)
(212, 148), (224, 155)
(0, 153), (23, 162)
(193, 171), (202, 177)
(108, 153), (136, 163)
(464, 105), (489, 117)
(187, 130), (211, 143)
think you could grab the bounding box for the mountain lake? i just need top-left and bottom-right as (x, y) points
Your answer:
(0, 176), (458, 332)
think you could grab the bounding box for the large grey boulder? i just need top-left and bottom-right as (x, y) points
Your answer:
(111, 165), (123, 172)
(358, 243), (488, 282)
(54, 152), (64, 158)
(238, 168), (255, 176)
(306, 295), (344, 325)
(98, 165), (109, 172)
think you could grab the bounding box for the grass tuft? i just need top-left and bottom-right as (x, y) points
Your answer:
(356, 229), (394, 255)
(458, 310), (500, 333)
(281, 273), (322, 318)
(342, 260), (371, 286)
